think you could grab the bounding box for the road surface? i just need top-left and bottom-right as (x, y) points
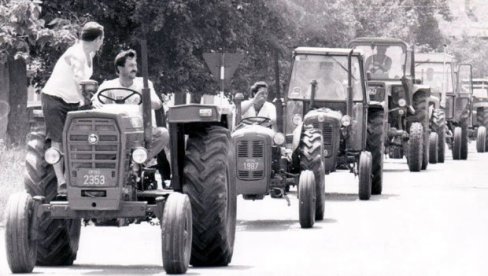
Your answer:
(1, 143), (488, 275)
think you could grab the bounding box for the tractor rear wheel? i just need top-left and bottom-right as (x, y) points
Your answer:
(429, 132), (438, 164)
(299, 128), (325, 221)
(477, 126), (487, 152)
(358, 151), (372, 200)
(23, 132), (81, 266)
(182, 126), (236, 266)
(161, 193), (192, 274)
(5, 193), (37, 273)
(431, 109), (446, 163)
(407, 123), (423, 172)
(366, 108), (384, 195)
(452, 127), (462, 160)
(298, 170), (316, 228)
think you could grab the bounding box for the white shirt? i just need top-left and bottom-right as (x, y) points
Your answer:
(93, 77), (161, 126)
(242, 100), (277, 123)
(43, 42), (93, 104)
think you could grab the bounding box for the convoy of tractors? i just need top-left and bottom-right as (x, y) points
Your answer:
(4, 36), (486, 274)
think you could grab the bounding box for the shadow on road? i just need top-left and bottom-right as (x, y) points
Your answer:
(237, 218), (336, 232)
(70, 264), (175, 275)
(383, 168), (409, 173)
(326, 192), (398, 201)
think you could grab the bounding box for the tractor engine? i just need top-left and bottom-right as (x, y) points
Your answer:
(62, 110), (144, 210)
(303, 108), (342, 173)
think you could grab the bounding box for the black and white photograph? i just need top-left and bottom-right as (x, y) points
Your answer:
(0, 0), (487, 275)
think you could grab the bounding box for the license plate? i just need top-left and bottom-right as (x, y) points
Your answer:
(368, 87), (377, 95)
(78, 169), (111, 186)
(238, 158), (263, 171)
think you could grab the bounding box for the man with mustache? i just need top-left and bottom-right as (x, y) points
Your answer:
(92, 49), (168, 163)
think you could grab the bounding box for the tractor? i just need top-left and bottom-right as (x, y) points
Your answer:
(471, 78), (488, 152)
(231, 110), (325, 228)
(284, 47), (381, 200)
(349, 37), (432, 172)
(416, 54), (473, 160)
(4, 41), (236, 274)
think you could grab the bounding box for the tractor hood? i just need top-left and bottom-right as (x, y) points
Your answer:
(304, 108), (342, 125)
(232, 124), (275, 139)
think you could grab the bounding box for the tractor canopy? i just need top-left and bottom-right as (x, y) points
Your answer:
(349, 37), (408, 81)
(415, 53), (455, 95)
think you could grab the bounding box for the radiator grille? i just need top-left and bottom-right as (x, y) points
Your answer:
(67, 118), (119, 186)
(237, 139), (265, 180)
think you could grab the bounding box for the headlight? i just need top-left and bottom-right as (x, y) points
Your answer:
(292, 114), (302, 126)
(398, 98), (407, 107)
(341, 115), (351, 127)
(45, 147), (61, 164)
(132, 147), (148, 164)
(273, 132), (286, 145)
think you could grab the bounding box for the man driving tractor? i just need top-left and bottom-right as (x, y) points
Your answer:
(240, 81), (277, 130)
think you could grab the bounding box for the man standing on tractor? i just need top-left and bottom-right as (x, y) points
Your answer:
(41, 21), (104, 195)
(241, 81), (277, 130)
(365, 45), (392, 76)
(92, 49), (169, 162)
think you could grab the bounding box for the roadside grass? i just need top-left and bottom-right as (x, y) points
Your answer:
(0, 146), (26, 225)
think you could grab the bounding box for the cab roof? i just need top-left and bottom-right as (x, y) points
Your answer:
(415, 53), (455, 63)
(293, 47), (362, 56)
(349, 37), (408, 46)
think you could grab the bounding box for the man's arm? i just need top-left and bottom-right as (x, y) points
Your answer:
(91, 81), (107, 108)
(148, 81), (163, 110)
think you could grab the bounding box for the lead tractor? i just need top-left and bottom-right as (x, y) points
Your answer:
(349, 37), (432, 172)
(471, 78), (488, 152)
(5, 41), (236, 274)
(284, 47), (382, 200)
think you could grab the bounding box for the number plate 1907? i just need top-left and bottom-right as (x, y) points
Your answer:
(77, 169), (112, 186)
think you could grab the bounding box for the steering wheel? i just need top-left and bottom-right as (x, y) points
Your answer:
(239, 116), (272, 127)
(97, 87), (142, 105)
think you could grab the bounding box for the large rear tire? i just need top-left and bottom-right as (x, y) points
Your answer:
(452, 127), (462, 160)
(366, 108), (384, 195)
(477, 126), (487, 152)
(182, 126), (236, 266)
(298, 170), (316, 228)
(431, 109), (446, 163)
(5, 193), (37, 273)
(23, 132), (81, 266)
(358, 151), (372, 200)
(429, 132), (438, 164)
(161, 193), (192, 275)
(407, 123), (423, 172)
(299, 128), (325, 221)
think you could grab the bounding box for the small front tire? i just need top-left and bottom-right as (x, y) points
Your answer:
(358, 151), (372, 200)
(298, 170), (316, 229)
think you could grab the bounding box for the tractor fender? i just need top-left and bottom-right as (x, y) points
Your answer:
(291, 122), (304, 152)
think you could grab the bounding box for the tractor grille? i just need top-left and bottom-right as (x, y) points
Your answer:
(237, 139), (265, 180)
(67, 118), (120, 186)
(312, 122), (334, 157)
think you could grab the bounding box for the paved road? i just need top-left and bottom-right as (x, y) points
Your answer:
(1, 143), (488, 275)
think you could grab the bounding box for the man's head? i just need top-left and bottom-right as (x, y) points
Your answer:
(81, 21), (104, 51)
(114, 49), (137, 79)
(319, 62), (335, 80)
(376, 46), (387, 56)
(251, 81), (268, 108)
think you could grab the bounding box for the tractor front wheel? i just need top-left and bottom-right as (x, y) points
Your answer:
(407, 123), (423, 172)
(161, 193), (192, 275)
(452, 127), (462, 160)
(358, 151), (372, 200)
(461, 123), (469, 160)
(299, 128), (325, 221)
(429, 132), (439, 164)
(5, 193), (37, 273)
(183, 126), (236, 266)
(366, 108), (385, 195)
(298, 170), (316, 228)
(477, 126), (487, 153)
